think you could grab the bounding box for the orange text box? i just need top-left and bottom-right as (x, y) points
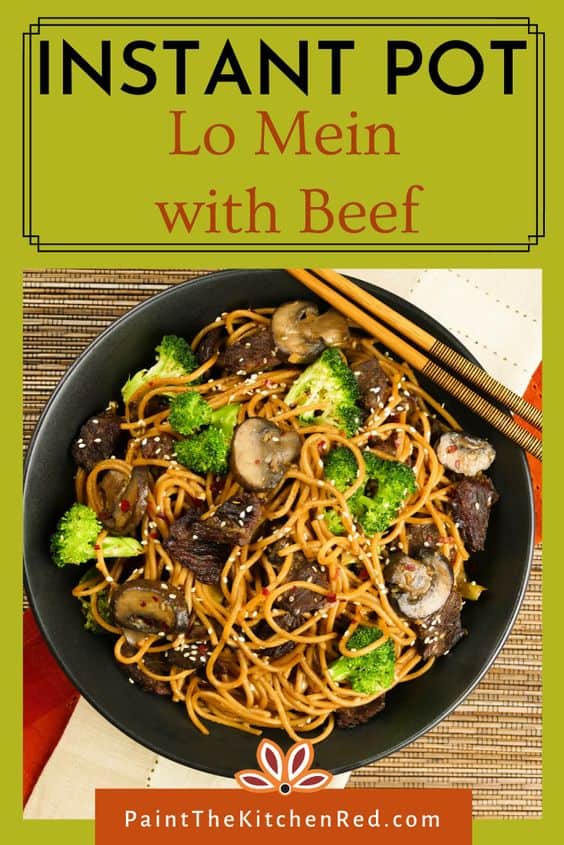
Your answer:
(96, 788), (471, 845)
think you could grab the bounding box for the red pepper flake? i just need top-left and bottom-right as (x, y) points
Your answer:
(359, 567), (369, 581)
(120, 499), (131, 512)
(152, 595), (160, 602)
(150, 532), (159, 539)
(197, 644), (208, 654)
(404, 563), (416, 571)
(262, 587), (270, 596)
(265, 379), (274, 388)
(446, 445), (457, 454)
(140, 601), (146, 608)
(317, 440), (327, 454)
(93, 544), (100, 551)
(326, 593), (337, 603)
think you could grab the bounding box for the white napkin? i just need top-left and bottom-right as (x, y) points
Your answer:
(337, 268), (541, 394)
(25, 269), (541, 819)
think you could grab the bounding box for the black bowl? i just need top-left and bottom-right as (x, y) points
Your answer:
(24, 270), (534, 775)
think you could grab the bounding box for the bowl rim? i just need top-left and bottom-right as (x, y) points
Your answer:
(23, 270), (535, 775)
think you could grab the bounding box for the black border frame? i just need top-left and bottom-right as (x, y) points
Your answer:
(22, 16), (546, 253)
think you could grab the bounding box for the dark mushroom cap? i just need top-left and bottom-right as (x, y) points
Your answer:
(110, 578), (191, 635)
(271, 301), (349, 364)
(230, 418), (301, 491)
(97, 466), (150, 536)
(384, 551), (453, 619)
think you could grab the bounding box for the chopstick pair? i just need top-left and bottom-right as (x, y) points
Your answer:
(287, 268), (542, 462)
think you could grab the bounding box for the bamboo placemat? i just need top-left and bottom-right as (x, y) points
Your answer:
(22, 269), (542, 818)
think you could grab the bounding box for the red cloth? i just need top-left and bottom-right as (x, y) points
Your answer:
(517, 363), (542, 544)
(23, 609), (79, 804)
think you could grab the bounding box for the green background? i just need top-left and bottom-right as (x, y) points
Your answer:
(5, 0), (559, 842)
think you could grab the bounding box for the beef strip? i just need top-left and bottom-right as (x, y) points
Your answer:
(253, 612), (304, 660)
(263, 537), (291, 566)
(336, 694), (386, 728)
(218, 327), (283, 375)
(405, 523), (442, 556)
(276, 553), (329, 615)
(213, 651), (240, 681)
(449, 475), (499, 552)
(353, 359), (392, 411)
(370, 433), (399, 457)
(71, 409), (122, 471)
(140, 432), (176, 461)
(196, 326), (225, 366)
(164, 511), (228, 585)
(120, 644), (171, 696)
(413, 587), (465, 660)
(97, 467), (151, 536)
(197, 493), (264, 546)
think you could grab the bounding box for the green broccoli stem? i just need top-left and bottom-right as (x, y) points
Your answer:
(122, 370), (147, 404)
(99, 536), (144, 558)
(210, 404), (240, 439)
(328, 658), (352, 683)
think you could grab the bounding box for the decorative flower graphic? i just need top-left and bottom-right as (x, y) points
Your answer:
(235, 738), (332, 794)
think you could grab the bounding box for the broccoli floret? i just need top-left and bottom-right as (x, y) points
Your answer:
(78, 568), (112, 633)
(329, 626), (395, 695)
(323, 448), (417, 537)
(51, 503), (144, 567)
(353, 456), (417, 536)
(324, 446), (359, 492)
(121, 335), (199, 404)
(174, 427), (230, 474)
(285, 348), (362, 437)
(169, 390), (213, 435)
(173, 402), (240, 475)
(323, 510), (345, 535)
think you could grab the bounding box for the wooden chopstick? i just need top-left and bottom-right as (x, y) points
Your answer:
(287, 268), (542, 462)
(313, 267), (542, 432)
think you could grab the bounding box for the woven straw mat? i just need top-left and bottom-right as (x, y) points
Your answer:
(23, 269), (542, 818)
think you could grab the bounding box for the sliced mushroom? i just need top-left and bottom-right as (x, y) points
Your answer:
(110, 578), (191, 635)
(98, 467), (151, 536)
(311, 309), (350, 348)
(271, 301), (349, 364)
(384, 551), (453, 620)
(437, 431), (496, 477)
(230, 418), (301, 491)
